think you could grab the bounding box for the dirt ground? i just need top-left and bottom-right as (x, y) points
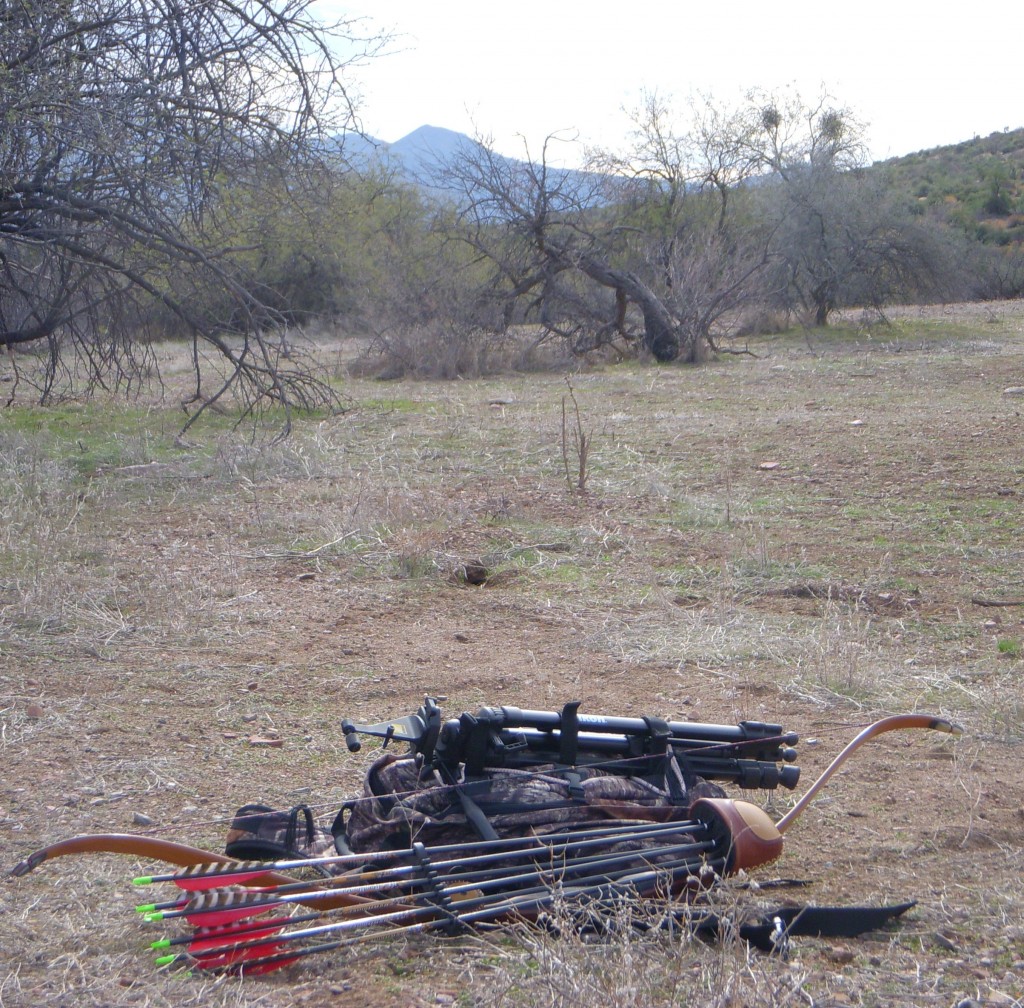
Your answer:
(1, 304), (1022, 1007)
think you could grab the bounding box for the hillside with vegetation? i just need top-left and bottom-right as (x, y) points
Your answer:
(877, 126), (1024, 247)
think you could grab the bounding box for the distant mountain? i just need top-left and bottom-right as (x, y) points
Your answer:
(334, 124), (613, 208)
(334, 123), (1024, 247)
(331, 129), (381, 164)
(387, 124), (480, 176)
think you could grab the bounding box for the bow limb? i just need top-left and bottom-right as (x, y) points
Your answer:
(775, 714), (962, 835)
(8, 834), (379, 911)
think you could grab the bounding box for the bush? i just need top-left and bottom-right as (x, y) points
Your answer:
(349, 323), (514, 380)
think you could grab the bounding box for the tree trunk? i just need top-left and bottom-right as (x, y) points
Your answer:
(568, 251), (682, 362)
(812, 282), (834, 326)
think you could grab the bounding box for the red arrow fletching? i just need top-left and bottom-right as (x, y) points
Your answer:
(183, 901), (283, 927)
(186, 941), (288, 970)
(187, 918), (290, 954)
(175, 871), (271, 891)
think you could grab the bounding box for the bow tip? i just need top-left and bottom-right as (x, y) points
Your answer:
(8, 851), (44, 877)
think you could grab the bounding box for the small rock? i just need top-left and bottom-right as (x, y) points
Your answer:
(26, 703), (45, 719)
(249, 736), (283, 748)
(296, 572), (315, 582)
(132, 812), (155, 826)
(454, 632), (470, 643)
(758, 461), (780, 470)
(245, 681), (259, 691)
(242, 713), (258, 723)
(849, 419), (865, 426)
(1002, 386), (1024, 396)
(222, 732), (239, 739)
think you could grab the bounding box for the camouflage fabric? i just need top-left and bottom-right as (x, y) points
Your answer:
(337, 752), (725, 859)
(225, 803), (337, 872)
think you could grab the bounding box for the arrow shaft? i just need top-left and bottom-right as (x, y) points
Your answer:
(157, 826), (714, 925)
(170, 847), (723, 970)
(143, 817), (703, 886)
(176, 850), (726, 973)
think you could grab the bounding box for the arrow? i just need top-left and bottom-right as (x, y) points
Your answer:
(150, 833), (715, 938)
(152, 911), (323, 952)
(143, 823), (714, 925)
(164, 841), (723, 958)
(134, 817), (704, 887)
(158, 850), (724, 974)
(145, 832), (723, 970)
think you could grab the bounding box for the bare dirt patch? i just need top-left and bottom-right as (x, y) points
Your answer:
(1, 308), (1023, 1007)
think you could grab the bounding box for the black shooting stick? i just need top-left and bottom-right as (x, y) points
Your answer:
(343, 699), (800, 789)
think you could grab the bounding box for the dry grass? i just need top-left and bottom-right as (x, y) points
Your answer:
(1, 306), (1023, 1006)
(482, 890), (812, 1008)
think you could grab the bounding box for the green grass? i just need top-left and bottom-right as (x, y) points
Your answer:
(359, 396), (424, 412)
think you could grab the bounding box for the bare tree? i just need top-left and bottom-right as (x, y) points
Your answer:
(606, 92), (779, 358)
(0, 0), (381, 429)
(741, 89), (950, 325)
(436, 125), (772, 365)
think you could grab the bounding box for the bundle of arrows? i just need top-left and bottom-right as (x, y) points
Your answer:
(9, 701), (961, 976)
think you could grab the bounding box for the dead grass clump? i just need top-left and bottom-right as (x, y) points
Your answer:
(349, 324), (515, 380)
(730, 306), (793, 339)
(210, 433), (336, 483)
(0, 433), (117, 648)
(481, 891), (810, 1008)
(785, 605), (890, 710)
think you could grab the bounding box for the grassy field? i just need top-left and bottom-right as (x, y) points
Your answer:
(1, 304), (1022, 1007)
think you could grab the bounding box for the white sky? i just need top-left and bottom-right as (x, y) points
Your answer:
(324, 1), (1023, 165)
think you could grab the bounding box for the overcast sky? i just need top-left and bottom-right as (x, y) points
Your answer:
(325, 1), (1022, 165)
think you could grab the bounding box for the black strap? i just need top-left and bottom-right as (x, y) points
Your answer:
(436, 763), (501, 842)
(692, 901), (917, 954)
(558, 701), (581, 765)
(284, 804), (316, 853)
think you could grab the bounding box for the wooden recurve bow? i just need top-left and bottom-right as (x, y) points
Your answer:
(9, 834), (376, 911)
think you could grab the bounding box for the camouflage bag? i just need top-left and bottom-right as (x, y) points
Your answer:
(333, 750), (725, 861)
(225, 803), (337, 874)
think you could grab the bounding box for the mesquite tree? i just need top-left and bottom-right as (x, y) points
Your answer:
(438, 106), (777, 365)
(742, 90), (951, 324)
(0, 0), (379, 427)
